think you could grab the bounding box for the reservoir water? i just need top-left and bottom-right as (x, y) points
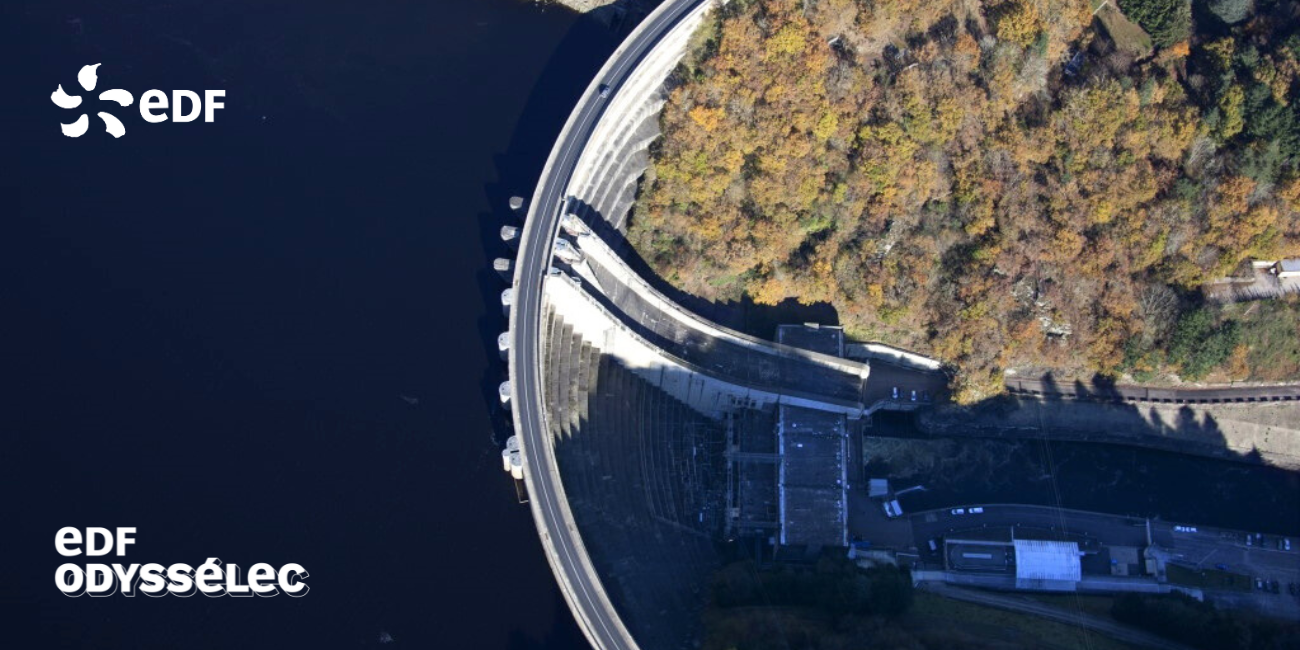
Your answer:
(8, 1), (1299, 648)
(7, 1), (620, 648)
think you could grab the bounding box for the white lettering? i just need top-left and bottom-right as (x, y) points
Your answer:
(173, 90), (201, 123)
(139, 563), (167, 596)
(115, 527), (136, 556)
(111, 564), (140, 596)
(85, 528), (113, 557)
(56, 527), (81, 557)
(204, 90), (225, 122)
(278, 563), (309, 597)
(195, 558), (226, 596)
(55, 564), (85, 596)
(141, 90), (168, 123)
(86, 564), (117, 596)
(166, 563), (195, 596)
(248, 563), (279, 596)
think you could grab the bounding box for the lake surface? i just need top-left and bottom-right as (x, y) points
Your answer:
(7, 1), (621, 648)
(10, 2), (1298, 648)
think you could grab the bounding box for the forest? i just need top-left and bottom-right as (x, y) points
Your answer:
(628, 0), (1300, 402)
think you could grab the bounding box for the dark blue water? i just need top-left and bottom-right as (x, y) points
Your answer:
(5, 1), (621, 648)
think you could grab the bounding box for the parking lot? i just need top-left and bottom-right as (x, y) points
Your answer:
(1157, 522), (1300, 617)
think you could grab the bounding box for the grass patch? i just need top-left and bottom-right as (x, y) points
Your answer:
(1094, 3), (1154, 58)
(1023, 593), (1118, 619)
(1166, 563), (1253, 592)
(1229, 297), (1300, 381)
(904, 592), (1139, 650)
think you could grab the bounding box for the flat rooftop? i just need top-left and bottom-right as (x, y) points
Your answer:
(1014, 539), (1082, 583)
(777, 323), (844, 357)
(779, 404), (847, 547)
(946, 540), (1014, 573)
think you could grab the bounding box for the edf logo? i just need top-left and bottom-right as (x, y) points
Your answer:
(51, 63), (225, 138)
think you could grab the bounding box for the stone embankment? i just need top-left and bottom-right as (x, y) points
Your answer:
(552, 0), (657, 18)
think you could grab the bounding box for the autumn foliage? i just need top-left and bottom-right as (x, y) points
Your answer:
(629, 0), (1300, 402)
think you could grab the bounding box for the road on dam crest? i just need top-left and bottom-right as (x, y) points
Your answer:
(507, 1), (712, 649)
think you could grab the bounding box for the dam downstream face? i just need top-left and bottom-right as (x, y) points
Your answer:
(9, 1), (618, 649)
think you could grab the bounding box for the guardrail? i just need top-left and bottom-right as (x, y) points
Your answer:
(1004, 379), (1300, 405)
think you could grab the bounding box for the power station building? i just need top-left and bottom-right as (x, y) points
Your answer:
(725, 325), (852, 548)
(944, 537), (1084, 592)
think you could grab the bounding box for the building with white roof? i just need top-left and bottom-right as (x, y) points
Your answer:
(1013, 539), (1082, 591)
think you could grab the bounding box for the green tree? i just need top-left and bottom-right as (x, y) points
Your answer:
(1204, 0), (1252, 25)
(1120, 0), (1192, 47)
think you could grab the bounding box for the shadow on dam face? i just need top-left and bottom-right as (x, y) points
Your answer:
(474, 0), (839, 444)
(917, 372), (1232, 457)
(868, 413), (1300, 538)
(563, 195), (842, 339)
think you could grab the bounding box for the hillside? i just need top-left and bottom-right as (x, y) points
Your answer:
(628, 0), (1300, 401)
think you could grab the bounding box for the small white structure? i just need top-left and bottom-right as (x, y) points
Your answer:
(881, 499), (903, 518)
(561, 213), (591, 237)
(553, 238), (585, 265)
(1013, 539), (1081, 591)
(1275, 259), (1300, 279)
(501, 288), (513, 307)
(498, 331), (511, 353)
(499, 381), (512, 407)
(502, 436), (523, 480)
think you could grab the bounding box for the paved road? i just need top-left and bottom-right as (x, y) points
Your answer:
(1153, 522), (1299, 577)
(918, 582), (1195, 650)
(906, 505), (1300, 619)
(508, 2), (711, 649)
(908, 504), (1151, 560)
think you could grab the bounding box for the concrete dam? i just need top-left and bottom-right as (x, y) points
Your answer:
(494, 1), (940, 648)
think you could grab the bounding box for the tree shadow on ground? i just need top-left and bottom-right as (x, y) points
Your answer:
(913, 371), (1285, 469)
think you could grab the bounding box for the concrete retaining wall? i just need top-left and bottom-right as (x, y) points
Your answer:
(545, 274), (866, 419)
(845, 342), (943, 371)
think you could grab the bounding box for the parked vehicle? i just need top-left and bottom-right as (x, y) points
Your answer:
(928, 539), (939, 552)
(1281, 538), (1291, 551)
(1256, 577), (1265, 590)
(951, 508), (966, 515)
(970, 507), (985, 514)
(892, 386), (899, 399)
(1214, 563), (1229, 571)
(882, 500), (904, 518)
(910, 389), (918, 402)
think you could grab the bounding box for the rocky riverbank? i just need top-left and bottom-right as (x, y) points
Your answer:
(549, 0), (656, 16)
